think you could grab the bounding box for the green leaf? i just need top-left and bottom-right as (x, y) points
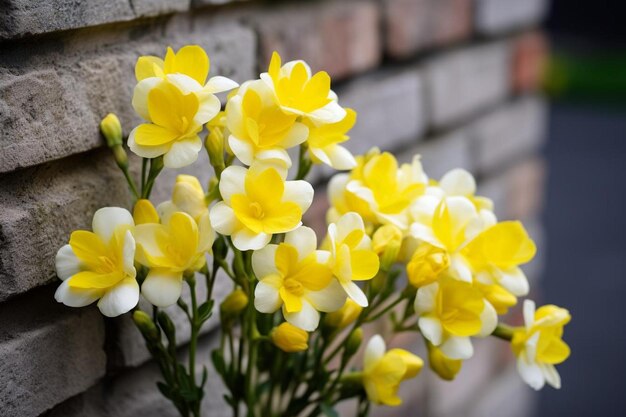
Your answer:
(198, 300), (214, 323)
(156, 382), (172, 399)
(211, 349), (226, 375)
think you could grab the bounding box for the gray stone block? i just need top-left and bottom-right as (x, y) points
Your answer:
(424, 41), (511, 129)
(409, 130), (474, 180)
(475, 0), (549, 35)
(0, 287), (106, 417)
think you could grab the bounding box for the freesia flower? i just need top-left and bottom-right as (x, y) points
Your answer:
(324, 299), (362, 330)
(512, 300), (571, 390)
(271, 322), (309, 353)
(325, 213), (380, 307)
(253, 226), (346, 331)
(54, 207), (138, 317)
(415, 277), (497, 359)
(436, 168), (494, 215)
(157, 174), (208, 223)
(427, 342), (463, 381)
(406, 242), (450, 287)
(362, 335), (423, 406)
(209, 164), (313, 251)
(225, 80), (308, 168)
(261, 51), (346, 123)
(134, 211), (214, 307)
(303, 108), (357, 170)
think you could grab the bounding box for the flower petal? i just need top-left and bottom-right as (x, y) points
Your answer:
(92, 207), (134, 244)
(341, 280), (368, 307)
(55, 244), (81, 281)
(284, 300), (320, 331)
(305, 279), (347, 312)
(205, 76), (239, 94)
(419, 317), (443, 345)
(163, 136), (202, 168)
(97, 277), (140, 317)
(254, 281), (282, 313)
(232, 228), (271, 251)
(440, 336), (473, 360)
(141, 270), (183, 307)
(252, 244), (279, 278)
(284, 226), (317, 258)
(219, 165), (247, 204)
(55, 280), (101, 307)
(209, 202), (238, 235)
(283, 180), (314, 213)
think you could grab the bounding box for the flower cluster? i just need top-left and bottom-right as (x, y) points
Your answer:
(53, 45), (571, 417)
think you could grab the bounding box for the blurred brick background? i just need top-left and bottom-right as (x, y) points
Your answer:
(0, 0), (550, 416)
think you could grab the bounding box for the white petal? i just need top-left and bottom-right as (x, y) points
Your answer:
(444, 196), (478, 243)
(335, 212), (365, 242)
(141, 270), (183, 307)
(255, 148), (292, 168)
(251, 244), (279, 278)
(55, 244), (81, 281)
(449, 254), (473, 283)
(498, 267), (530, 296)
(341, 280), (368, 307)
(478, 301), (498, 337)
(325, 145), (357, 170)
(310, 147), (333, 167)
(284, 226), (317, 258)
(55, 280), (101, 307)
(439, 169), (476, 196)
(229, 135), (255, 166)
(283, 180), (314, 212)
(132, 77), (161, 121)
(122, 230), (136, 278)
(219, 165), (247, 204)
(166, 73), (203, 94)
(128, 127), (170, 159)
(254, 281), (282, 313)
(98, 277), (140, 317)
(279, 122), (309, 149)
(440, 336), (474, 360)
(163, 136), (202, 169)
(197, 211), (215, 253)
(232, 228), (271, 251)
(284, 300), (320, 331)
(194, 91), (221, 126)
(541, 363), (561, 389)
(209, 202), (238, 235)
(410, 223), (441, 248)
(205, 76), (239, 94)
(283, 60), (312, 77)
(134, 224), (166, 264)
(305, 279), (347, 312)
(415, 282), (439, 314)
(157, 201), (178, 225)
(327, 174), (349, 206)
(419, 317), (443, 345)
(307, 101), (346, 124)
(517, 357), (545, 390)
(364, 335), (386, 370)
(92, 207), (134, 244)
(523, 299), (536, 329)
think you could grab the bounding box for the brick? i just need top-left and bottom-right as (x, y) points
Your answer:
(409, 130), (474, 180)
(0, 21), (256, 173)
(475, 0), (548, 35)
(48, 334), (230, 417)
(252, 0), (381, 80)
(512, 31), (549, 93)
(424, 42), (511, 129)
(470, 95), (548, 175)
(383, 0), (472, 59)
(0, 0), (190, 40)
(0, 149), (133, 301)
(0, 287), (106, 417)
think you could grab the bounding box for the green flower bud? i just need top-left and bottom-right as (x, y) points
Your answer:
(133, 310), (159, 343)
(100, 113), (123, 147)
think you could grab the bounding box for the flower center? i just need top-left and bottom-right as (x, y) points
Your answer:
(249, 202), (265, 219)
(283, 278), (304, 296)
(97, 255), (117, 273)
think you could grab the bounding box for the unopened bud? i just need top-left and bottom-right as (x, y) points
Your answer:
(325, 299), (362, 330)
(271, 323), (308, 353)
(133, 310), (160, 343)
(407, 243), (449, 287)
(372, 225), (403, 271)
(157, 311), (176, 342)
(220, 288), (249, 316)
(206, 128), (225, 176)
(344, 327), (363, 357)
(100, 113), (123, 147)
(427, 342), (462, 381)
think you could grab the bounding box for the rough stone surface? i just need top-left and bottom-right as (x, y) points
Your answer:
(470, 95), (548, 175)
(0, 21), (256, 173)
(512, 31), (549, 93)
(251, 0), (381, 79)
(0, 286), (106, 417)
(410, 130), (474, 180)
(424, 41), (511, 129)
(0, 0), (190, 40)
(384, 0), (473, 58)
(475, 0), (549, 35)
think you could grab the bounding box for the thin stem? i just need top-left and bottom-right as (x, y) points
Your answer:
(366, 295), (406, 323)
(122, 168), (140, 200)
(295, 143), (312, 180)
(492, 323), (516, 341)
(141, 157), (148, 194)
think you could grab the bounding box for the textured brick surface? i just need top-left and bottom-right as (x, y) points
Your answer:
(0, 287), (106, 417)
(411, 130), (474, 180)
(252, 0), (381, 79)
(384, 0), (473, 58)
(512, 31), (549, 93)
(424, 42), (511, 129)
(475, 0), (548, 35)
(470, 95), (548, 174)
(0, 22), (256, 173)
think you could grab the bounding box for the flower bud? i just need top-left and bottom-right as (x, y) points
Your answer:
(372, 225), (403, 271)
(100, 113), (123, 147)
(220, 288), (248, 316)
(157, 311), (176, 342)
(325, 299), (362, 330)
(344, 327), (363, 357)
(206, 128), (225, 176)
(427, 342), (462, 381)
(133, 310), (160, 343)
(271, 323), (309, 353)
(133, 199), (159, 225)
(407, 243), (449, 287)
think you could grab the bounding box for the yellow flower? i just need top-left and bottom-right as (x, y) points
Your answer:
(100, 113), (123, 147)
(328, 151), (426, 230)
(415, 277), (497, 359)
(225, 80), (308, 168)
(463, 221), (536, 297)
(325, 213), (380, 307)
(427, 342), (462, 381)
(134, 211), (214, 307)
(475, 281), (517, 315)
(362, 335), (423, 406)
(406, 243), (450, 287)
(437, 168), (494, 214)
(324, 299), (363, 330)
(54, 208), (138, 317)
(209, 164), (313, 251)
(158, 175), (209, 223)
(253, 227), (346, 331)
(220, 288), (249, 316)
(261, 51), (346, 123)
(271, 322), (309, 352)
(303, 108), (357, 170)
(512, 300), (571, 390)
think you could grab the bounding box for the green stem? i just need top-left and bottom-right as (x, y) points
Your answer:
(122, 167), (140, 200)
(366, 295), (406, 323)
(295, 143), (312, 180)
(492, 323), (516, 341)
(141, 157), (148, 195)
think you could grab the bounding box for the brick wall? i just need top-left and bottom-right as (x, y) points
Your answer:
(0, 0), (550, 416)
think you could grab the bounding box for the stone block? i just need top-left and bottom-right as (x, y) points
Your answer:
(410, 130), (474, 180)
(475, 0), (549, 35)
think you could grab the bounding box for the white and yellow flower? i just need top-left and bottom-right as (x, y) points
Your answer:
(415, 277), (497, 359)
(362, 335), (423, 406)
(225, 80), (308, 168)
(54, 208), (138, 317)
(303, 108), (357, 170)
(512, 300), (571, 390)
(253, 226), (345, 331)
(325, 213), (380, 307)
(261, 51), (346, 123)
(209, 164), (313, 251)
(134, 210), (214, 307)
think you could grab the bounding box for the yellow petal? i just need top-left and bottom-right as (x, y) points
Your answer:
(69, 230), (107, 266)
(69, 271), (123, 289)
(133, 199), (160, 225)
(263, 201), (302, 234)
(168, 212), (199, 262)
(135, 56), (164, 81)
(134, 123), (179, 146)
(350, 250), (380, 281)
(280, 286), (303, 313)
(389, 349), (424, 379)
